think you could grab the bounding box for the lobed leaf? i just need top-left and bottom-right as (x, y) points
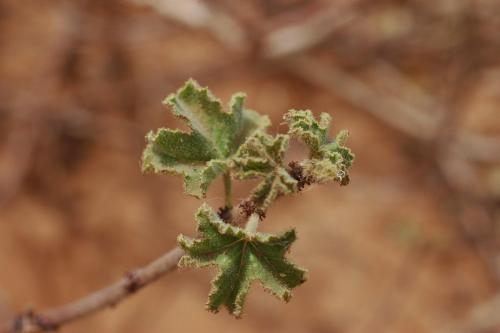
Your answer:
(142, 79), (269, 197)
(233, 132), (298, 210)
(283, 109), (331, 157)
(178, 204), (307, 317)
(284, 109), (355, 185)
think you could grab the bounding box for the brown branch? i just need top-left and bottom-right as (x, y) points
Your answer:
(131, 0), (247, 51)
(1, 198), (265, 332)
(0, 247), (184, 333)
(444, 293), (500, 333)
(285, 54), (440, 140)
(260, 1), (359, 59)
(455, 132), (500, 163)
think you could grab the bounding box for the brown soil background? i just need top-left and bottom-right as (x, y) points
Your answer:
(1, 1), (500, 332)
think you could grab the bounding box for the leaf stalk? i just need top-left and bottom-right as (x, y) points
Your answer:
(244, 213), (260, 233)
(223, 172), (233, 209)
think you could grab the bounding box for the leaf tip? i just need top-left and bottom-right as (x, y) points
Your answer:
(205, 304), (220, 314)
(177, 234), (191, 251)
(336, 129), (350, 146)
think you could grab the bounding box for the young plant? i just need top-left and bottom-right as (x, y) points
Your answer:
(0, 79), (354, 333)
(142, 79), (355, 317)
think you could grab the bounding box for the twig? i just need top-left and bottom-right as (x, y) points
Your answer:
(287, 54), (500, 282)
(135, 0), (500, 164)
(1, 194), (273, 332)
(285, 54), (440, 140)
(455, 132), (500, 164)
(0, 247), (184, 333)
(131, 0), (247, 51)
(260, 1), (358, 58)
(443, 293), (500, 333)
(364, 60), (442, 121)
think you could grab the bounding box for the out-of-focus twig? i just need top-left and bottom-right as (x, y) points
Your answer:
(260, 1), (358, 58)
(129, 0), (500, 165)
(365, 60), (443, 120)
(444, 293), (500, 333)
(283, 54), (500, 164)
(131, 0), (247, 51)
(455, 133), (500, 164)
(284, 52), (500, 282)
(285, 54), (441, 140)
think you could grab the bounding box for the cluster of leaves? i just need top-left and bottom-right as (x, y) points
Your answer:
(284, 110), (354, 186)
(142, 79), (354, 317)
(142, 81), (269, 198)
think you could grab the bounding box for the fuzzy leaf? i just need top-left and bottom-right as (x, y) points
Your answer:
(284, 110), (354, 184)
(142, 129), (228, 198)
(142, 79), (269, 197)
(251, 169), (298, 210)
(178, 204), (307, 317)
(233, 132), (298, 210)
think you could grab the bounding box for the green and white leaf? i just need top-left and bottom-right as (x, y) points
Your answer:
(142, 79), (270, 197)
(284, 109), (355, 184)
(178, 204), (307, 317)
(233, 132), (298, 210)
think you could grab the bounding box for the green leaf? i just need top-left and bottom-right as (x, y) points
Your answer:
(233, 132), (298, 210)
(141, 129), (228, 198)
(178, 204), (307, 318)
(284, 110), (355, 184)
(142, 79), (269, 197)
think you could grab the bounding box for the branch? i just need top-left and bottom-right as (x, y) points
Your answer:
(0, 196), (275, 332)
(260, 1), (359, 59)
(285, 54), (440, 140)
(0, 247), (184, 333)
(444, 293), (500, 333)
(130, 0), (247, 51)
(455, 132), (500, 163)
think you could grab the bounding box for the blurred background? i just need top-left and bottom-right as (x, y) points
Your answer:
(1, 0), (500, 332)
